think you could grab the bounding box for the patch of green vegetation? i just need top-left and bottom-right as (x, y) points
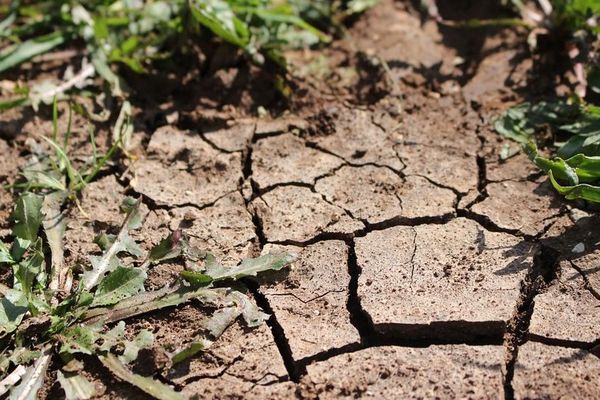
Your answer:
(496, 100), (600, 202)
(493, 1), (600, 203)
(0, 103), (295, 399)
(0, 0), (375, 111)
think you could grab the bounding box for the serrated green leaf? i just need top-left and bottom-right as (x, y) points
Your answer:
(120, 329), (154, 364)
(12, 193), (43, 243)
(205, 252), (295, 281)
(82, 199), (142, 289)
(99, 321), (126, 352)
(56, 371), (95, 400)
(98, 353), (184, 400)
(83, 286), (229, 325)
(91, 267), (146, 307)
(171, 290), (268, 365)
(230, 291), (269, 327)
(60, 325), (96, 356)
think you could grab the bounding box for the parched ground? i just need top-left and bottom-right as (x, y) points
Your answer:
(1, 0), (600, 399)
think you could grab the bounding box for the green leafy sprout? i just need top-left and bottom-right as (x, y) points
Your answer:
(0, 106), (295, 399)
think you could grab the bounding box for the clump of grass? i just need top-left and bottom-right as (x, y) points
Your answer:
(0, 0), (375, 111)
(0, 105), (295, 399)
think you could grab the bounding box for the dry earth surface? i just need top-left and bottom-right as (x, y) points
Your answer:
(1, 0), (599, 399)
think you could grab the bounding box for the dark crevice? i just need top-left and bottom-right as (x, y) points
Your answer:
(121, 184), (235, 212)
(199, 133), (240, 154)
(372, 320), (505, 345)
(406, 173), (462, 197)
(460, 155), (489, 209)
(502, 244), (561, 400)
(155, 373), (184, 391)
(458, 209), (525, 238)
(267, 213), (457, 248)
(245, 280), (304, 381)
(527, 333), (599, 350)
(346, 239), (377, 343)
(248, 181), (314, 201)
(239, 122), (301, 383)
(303, 140), (405, 178)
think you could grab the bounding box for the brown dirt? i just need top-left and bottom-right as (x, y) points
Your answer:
(1, 0), (599, 399)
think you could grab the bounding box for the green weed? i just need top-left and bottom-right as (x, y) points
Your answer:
(0, 105), (295, 399)
(0, 0), (373, 110)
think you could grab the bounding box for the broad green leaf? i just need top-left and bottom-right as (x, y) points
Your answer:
(120, 329), (154, 364)
(564, 153), (600, 182)
(91, 267), (147, 307)
(0, 32), (65, 73)
(0, 290), (28, 336)
(205, 252), (295, 281)
(8, 351), (51, 400)
(549, 170), (600, 202)
(98, 353), (184, 400)
(56, 371), (95, 400)
(10, 238), (30, 264)
(12, 193), (43, 242)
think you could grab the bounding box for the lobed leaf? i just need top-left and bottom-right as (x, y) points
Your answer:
(91, 267), (147, 307)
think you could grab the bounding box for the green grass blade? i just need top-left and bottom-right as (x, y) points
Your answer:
(0, 32), (66, 73)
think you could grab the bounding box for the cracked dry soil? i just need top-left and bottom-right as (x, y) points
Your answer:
(1, 0), (600, 399)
